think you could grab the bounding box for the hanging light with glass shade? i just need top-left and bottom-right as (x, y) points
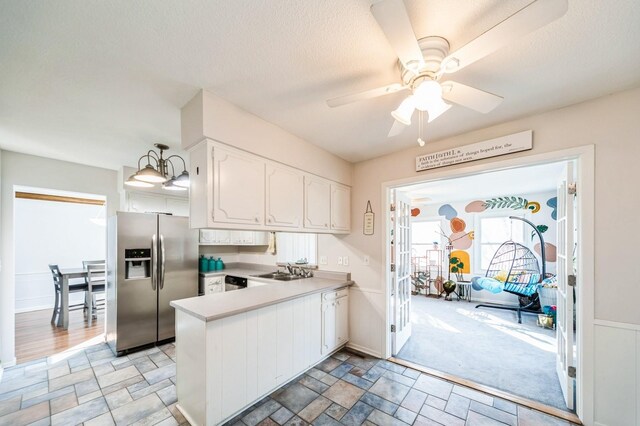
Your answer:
(125, 144), (189, 191)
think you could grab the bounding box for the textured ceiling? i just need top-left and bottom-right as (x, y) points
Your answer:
(1, 1), (639, 170)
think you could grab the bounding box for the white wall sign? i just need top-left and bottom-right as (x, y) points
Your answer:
(416, 130), (533, 172)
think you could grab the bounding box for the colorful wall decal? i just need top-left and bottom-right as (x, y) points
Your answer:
(534, 242), (557, 262)
(449, 231), (473, 250)
(526, 201), (541, 213)
(450, 217), (466, 233)
(531, 224), (548, 240)
(465, 200), (487, 213)
(547, 197), (558, 220)
(438, 204), (457, 220)
(483, 196), (529, 210)
(449, 250), (470, 274)
(411, 208), (421, 217)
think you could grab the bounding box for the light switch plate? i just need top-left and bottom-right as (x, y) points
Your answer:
(320, 256), (328, 265)
(343, 256), (349, 266)
(337, 256), (343, 265)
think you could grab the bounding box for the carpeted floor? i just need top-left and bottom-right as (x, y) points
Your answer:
(397, 295), (568, 411)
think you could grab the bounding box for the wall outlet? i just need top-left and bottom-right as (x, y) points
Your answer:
(363, 255), (370, 266)
(343, 256), (349, 266)
(337, 256), (343, 265)
(319, 256), (328, 265)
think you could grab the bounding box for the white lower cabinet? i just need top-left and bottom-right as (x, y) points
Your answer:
(175, 288), (349, 425)
(321, 288), (349, 354)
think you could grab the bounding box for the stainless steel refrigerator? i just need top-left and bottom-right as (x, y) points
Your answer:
(106, 211), (198, 355)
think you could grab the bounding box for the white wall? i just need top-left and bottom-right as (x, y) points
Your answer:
(323, 86), (640, 425)
(14, 197), (106, 312)
(0, 151), (119, 366)
(181, 90), (352, 186)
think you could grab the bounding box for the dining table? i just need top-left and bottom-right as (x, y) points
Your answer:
(57, 266), (105, 329)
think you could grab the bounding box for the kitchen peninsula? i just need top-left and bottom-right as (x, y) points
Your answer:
(170, 267), (353, 426)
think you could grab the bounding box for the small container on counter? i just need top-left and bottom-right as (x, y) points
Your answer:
(199, 255), (209, 272)
(208, 256), (217, 272)
(216, 258), (225, 270)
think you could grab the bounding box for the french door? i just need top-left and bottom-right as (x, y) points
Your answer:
(392, 190), (412, 355)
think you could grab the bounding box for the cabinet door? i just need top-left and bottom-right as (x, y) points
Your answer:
(212, 145), (265, 225)
(336, 295), (349, 347)
(304, 176), (331, 230)
(266, 163), (303, 228)
(321, 301), (337, 354)
(330, 183), (351, 232)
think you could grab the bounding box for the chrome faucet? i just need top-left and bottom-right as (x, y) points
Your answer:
(286, 263), (294, 275)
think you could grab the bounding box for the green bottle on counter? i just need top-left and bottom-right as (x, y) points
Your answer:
(208, 256), (216, 272)
(216, 258), (225, 270)
(199, 255), (208, 272)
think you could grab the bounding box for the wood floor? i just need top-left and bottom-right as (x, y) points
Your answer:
(15, 307), (104, 364)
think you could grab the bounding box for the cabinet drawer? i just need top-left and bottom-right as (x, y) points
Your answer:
(205, 276), (224, 285)
(322, 287), (348, 302)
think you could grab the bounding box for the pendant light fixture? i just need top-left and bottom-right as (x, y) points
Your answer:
(125, 144), (190, 191)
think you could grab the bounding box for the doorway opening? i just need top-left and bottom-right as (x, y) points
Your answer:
(13, 186), (107, 364)
(385, 148), (593, 423)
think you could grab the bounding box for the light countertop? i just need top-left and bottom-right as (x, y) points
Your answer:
(173, 264), (352, 322)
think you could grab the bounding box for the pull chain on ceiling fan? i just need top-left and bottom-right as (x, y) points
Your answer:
(326, 0), (568, 141)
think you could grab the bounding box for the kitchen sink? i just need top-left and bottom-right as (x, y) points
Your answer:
(252, 272), (304, 281)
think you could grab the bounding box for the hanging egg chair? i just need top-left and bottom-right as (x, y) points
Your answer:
(474, 217), (547, 323)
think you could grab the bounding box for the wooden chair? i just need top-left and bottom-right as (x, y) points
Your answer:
(48, 264), (89, 325)
(83, 261), (106, 325)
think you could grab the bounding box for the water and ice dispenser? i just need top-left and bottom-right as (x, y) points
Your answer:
(124, 248), (151, 279)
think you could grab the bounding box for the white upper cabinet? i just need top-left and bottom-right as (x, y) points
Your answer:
(189, 139), (350, 233)
(304, 175), (331, 231)
(212, 144), (265, 226)
(330, 183), (351, 232)
(266, 162), (303, 228)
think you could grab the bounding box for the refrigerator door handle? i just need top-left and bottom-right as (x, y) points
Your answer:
(151, 234), (157, 291)
(159, 234), (166, 290)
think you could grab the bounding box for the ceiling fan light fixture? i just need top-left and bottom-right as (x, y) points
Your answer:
(391, 95), (416, 126)
(426, 101), (452, 123)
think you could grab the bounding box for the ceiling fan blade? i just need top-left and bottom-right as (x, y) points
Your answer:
(387, 119), (406, 137)
(371, 0), (424, 71)
(326, 83), (407, 107)
(441, 81), (503, 113)
(441, 0), (568, 74)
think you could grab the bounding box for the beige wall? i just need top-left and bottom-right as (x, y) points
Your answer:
(0, 151), (119, 365)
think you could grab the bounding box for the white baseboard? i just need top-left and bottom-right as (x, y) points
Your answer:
(346, 342), (382, 359)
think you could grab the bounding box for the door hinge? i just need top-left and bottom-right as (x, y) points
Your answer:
(390, 264), (396, 272)
(568, 366), (576, 378)
(568, 274), (577, 287)
(390, 324), (396, 333)
(390, 203), (396, 212)
(568, 182), (577, 195)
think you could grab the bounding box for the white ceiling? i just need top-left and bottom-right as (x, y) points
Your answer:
(1, 1), (639, 170)
(399, 161), (567, 204)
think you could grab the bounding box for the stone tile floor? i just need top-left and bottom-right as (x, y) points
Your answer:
(0, 341), (577, 425)
(226, 351), (578, 426)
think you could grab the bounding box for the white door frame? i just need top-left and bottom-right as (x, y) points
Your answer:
(381, 145), (594, 424)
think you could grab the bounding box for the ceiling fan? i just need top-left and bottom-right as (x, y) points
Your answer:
(326, 0), (568, 138)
